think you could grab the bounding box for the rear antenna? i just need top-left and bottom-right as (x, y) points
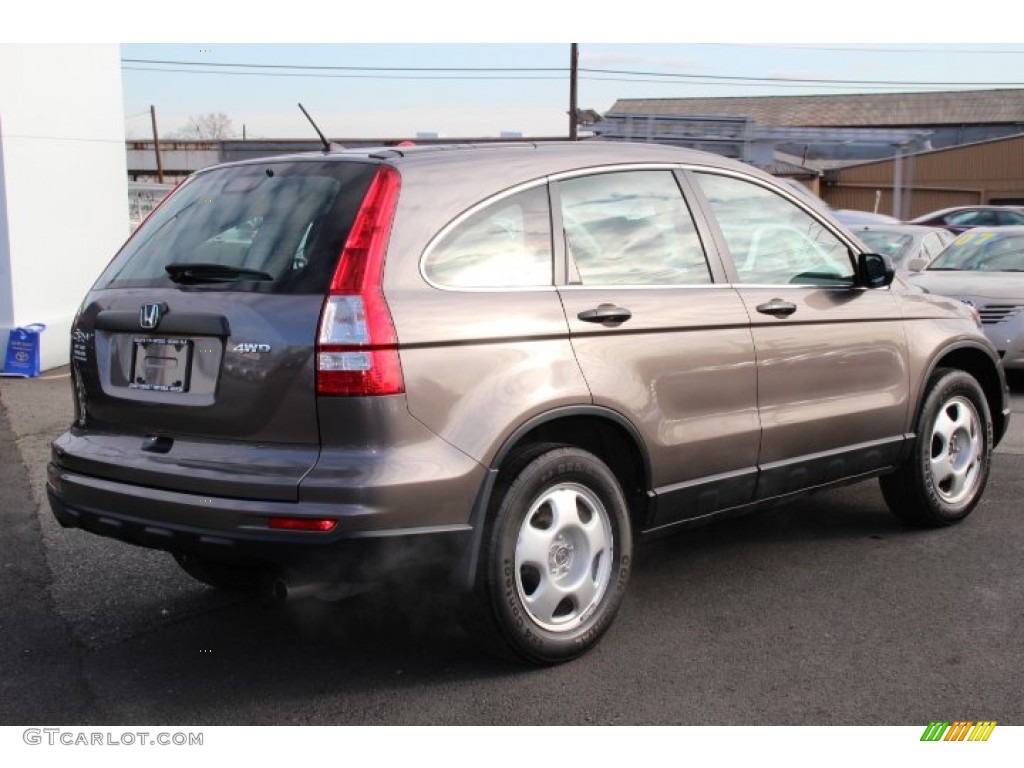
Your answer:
(298, 103), (332, 153)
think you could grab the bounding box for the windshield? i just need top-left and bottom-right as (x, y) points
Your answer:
(98, 160), (378, 293)
(927, 231), (1024, 272)
(858, 231), (913, 262)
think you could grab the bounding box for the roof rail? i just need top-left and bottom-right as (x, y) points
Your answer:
(362, 141), (546, 160)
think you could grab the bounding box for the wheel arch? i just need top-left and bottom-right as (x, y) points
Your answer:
(454, 406), (653, 591)
(490, 406), (653, 525)
(921, 342), (1008, 447)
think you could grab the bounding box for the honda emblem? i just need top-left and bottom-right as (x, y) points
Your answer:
(139, 303), (163, 330)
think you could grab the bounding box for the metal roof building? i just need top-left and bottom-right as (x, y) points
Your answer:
(603, 89), (1024, 165)
(609, 89), (1024, 132)
(595, 90), (1024, 217)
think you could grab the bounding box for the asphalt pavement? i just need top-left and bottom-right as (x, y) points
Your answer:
(1, 367), (1022, 725)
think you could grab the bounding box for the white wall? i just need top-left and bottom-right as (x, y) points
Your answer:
(0, 44), (129, 372)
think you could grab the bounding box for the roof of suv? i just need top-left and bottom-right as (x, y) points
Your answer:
(214, 140), (763, 183)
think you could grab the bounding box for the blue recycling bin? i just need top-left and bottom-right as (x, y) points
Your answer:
(3, 324), (46, 377)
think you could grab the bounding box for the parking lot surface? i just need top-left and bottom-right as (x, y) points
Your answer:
(2, 369), (1022, 725)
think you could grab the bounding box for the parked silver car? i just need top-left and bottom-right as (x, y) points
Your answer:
(849, 223), (955, 272)
(906, 227), (1024, 371)
(48, 142), (1010, 664)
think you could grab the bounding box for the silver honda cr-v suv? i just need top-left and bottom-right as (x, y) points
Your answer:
(48, 141), (1010, 665)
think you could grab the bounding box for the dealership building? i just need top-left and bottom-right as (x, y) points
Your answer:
(0, 45), (128, 372)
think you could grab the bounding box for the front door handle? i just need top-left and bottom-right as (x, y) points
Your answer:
(577, 304), (632, 324)
(756, 299), (797, 317)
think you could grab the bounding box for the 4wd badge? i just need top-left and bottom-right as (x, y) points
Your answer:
(232, 342), (272, 354)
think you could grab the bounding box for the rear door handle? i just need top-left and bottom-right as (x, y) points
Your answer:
(756, 299), (797, 318)
(577, 304), (632, 324)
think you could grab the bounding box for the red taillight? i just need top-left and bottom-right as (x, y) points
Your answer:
(269, 517), (337, 532)
(317, 166), (405, 397)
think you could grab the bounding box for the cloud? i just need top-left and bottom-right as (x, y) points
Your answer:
(580, 48), (706, 73)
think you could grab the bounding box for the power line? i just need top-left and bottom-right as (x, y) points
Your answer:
(580, 68), (1024, 88)
(121, 66), (564, 81)
(122, 58), (563, 72)
(121, 59), (1024, 89)
(578, 75), (982, 92)
(700, 44), (1024, 55)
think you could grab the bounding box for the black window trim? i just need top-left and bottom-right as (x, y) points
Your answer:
(681, 166), (866, 289)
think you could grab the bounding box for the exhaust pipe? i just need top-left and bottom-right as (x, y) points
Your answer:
(271, 578), (331, 602)
(271, 577), (376, 603)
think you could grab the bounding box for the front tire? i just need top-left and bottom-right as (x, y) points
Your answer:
(881, 368), (993, 527)
(473, 446), (633, 665)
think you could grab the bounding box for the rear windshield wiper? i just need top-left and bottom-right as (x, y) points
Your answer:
(165, 263), (274, 284)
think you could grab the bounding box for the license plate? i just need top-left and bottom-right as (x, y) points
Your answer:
(129, 337), (193, 392)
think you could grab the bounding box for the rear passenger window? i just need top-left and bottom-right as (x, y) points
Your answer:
(695, 172), (854, 286)
(558, 171), (711, 285)
(424, 186), (553, 288)
(948, 209), (995, 227)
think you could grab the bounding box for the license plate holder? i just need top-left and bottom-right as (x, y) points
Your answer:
(129, 337), (193, 393)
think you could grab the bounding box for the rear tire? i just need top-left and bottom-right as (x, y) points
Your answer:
(880, 368), (993, 527)
(172, 552), (268, 593)
(470, 445), (633, 665)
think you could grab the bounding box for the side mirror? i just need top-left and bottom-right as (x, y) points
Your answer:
(906, 257), (928, 273)
(857, 252), (895, 289)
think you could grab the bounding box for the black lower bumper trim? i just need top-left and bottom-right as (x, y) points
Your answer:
(48, 487), (474, 586)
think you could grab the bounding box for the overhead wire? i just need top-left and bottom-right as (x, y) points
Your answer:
(121, 66), (564, 80)
(694, 43), (1024, 55)
(581, 68), (1024, 88)
(578, 76), (982, 92)
(121, 58), (1024, 89)
(122, 58), (564, 72)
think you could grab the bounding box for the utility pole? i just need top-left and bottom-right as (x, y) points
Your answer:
(150, 105), (165, 184)
(569, 43), (579, 141)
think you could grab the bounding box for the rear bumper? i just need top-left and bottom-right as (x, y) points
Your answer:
(47, 462), (477, 584)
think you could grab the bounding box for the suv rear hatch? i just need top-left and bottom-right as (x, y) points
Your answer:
(59, 157), (381, 501)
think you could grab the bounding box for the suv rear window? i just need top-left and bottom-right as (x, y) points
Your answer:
(98, 160), (379, 294)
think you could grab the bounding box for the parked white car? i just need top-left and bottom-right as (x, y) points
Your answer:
(849, 223), (955, 272)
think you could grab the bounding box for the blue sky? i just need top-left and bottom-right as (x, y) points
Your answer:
(10, 3), (1024, 139)
(119, 41), (1024, 140)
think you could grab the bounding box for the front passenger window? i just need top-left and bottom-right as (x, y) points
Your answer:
(996, 209), (1024, 225)
(695, 173), (855, 286)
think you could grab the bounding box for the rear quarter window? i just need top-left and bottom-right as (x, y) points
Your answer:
(422, 185), (553, 288)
